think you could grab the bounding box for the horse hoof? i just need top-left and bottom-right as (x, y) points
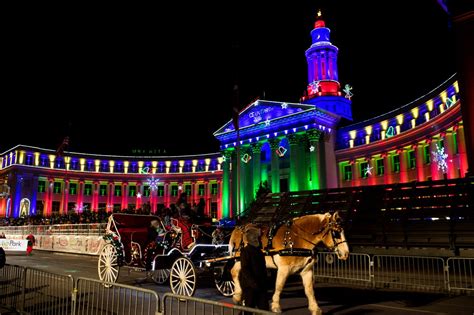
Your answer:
(271, 302), (282, 313)
(311, 307), (322, 315)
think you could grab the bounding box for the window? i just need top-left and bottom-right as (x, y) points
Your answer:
(171, 185), (178, 197)
(376, 159), (384, 176)
(130, 163), (138, 173)
(99, 185), (107, 196)
(143, 186), (150, 197)
(53, 182), (62, 194)
(114, 163), (124, 173)
(114, 185), (122, 197)
(40, 156), (48, 167)
(113, 204), (121, 212)
(183, 163), (192, 172)
(98, 203), (106, 211)
(198, 184), (205, 196)
(157, 164), (165, 173)
(158, 186), (164, 197)
(424, 145), (431, 164)
(185, 184), (191, 196)
(360, 162), (368, 179)
(408, 150), (416, 169)
(343, 165), (352, 181)
(393, 155), (400, 173)
(25, 155), (33, 165)
(100, 162), (108, 172)
(128, 186), (136, 197)
(84, 184), (93, 196)
(170, 164), (178, 173)
(70, 160), (78, 170)
(67, 202), (76, 212)
(69, 183), (77, 195)
(86, 161), (94, 172)
(211, 183), (218, 195)
(38, 181), (46, 193)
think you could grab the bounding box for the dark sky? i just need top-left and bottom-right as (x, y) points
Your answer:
(2, 1), (455, 156)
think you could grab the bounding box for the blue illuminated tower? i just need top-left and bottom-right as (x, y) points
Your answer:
(302, 12), (353, 121)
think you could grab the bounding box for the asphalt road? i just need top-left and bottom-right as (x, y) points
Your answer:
(4, 250), (474, 314)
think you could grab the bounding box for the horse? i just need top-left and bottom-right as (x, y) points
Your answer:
(229, 211), (349, 315)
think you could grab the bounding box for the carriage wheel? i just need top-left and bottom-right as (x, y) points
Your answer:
(170, 257), (196, 296)
(215, 278), (235, 297)
(151, 269), (171, 284)
(98, 244), (120, 287)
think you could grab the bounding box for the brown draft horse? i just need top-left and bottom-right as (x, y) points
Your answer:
(229, 211), (349, 315)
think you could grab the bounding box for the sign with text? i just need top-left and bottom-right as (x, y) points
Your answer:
(0, 239), (28, 251)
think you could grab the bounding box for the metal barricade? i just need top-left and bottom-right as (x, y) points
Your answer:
(373, 255), (446, 292)
(22, 267), (74, 314)
(73, 277), (160, 315)
(162, 293), (275, 315)
(313, 252), (372, 287)
(447, 257), (474, 295)
(0, 264), (26, 311)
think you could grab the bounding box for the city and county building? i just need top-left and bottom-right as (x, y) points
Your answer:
(0, 15), (468, 220)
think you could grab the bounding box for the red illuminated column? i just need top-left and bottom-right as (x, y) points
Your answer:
(430, 139), (442, 180)
(92, 181), (99, 211)
(383, 153), (393, 185)
(0, 198), (6, 216)
(217, 179), (222, 220)
(399, 149), (408, 183)
(415, 144), (425, 182)
(353, 161), (361, 187)
(204, 180), (210, 216)
(457, 123), (469, 177)
(151, 185), (157, 214)
(61, 179), (69, 214)
(121, 182), (128, 210)
(164, 181), (170, 208)
(136, 183), (142, 209)
(76, 180), (84, 213)
(107, 182), (114, 210)
(44, 178), (54, 216)
(444, 131), (457, 179)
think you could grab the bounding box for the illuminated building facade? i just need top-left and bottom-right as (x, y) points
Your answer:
(0, 14), (468, 220)
(0, 147), (223, 219)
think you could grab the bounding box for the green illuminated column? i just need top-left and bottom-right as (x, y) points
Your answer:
(288, 134), (302, 192)
(242, 147), (253, 211)
(221, 150), (232, 218)
(268, 138), (280, 193)
(231, 150), (238, 217)
(251, 142), (263, 199)
(307, 129), (323, 190)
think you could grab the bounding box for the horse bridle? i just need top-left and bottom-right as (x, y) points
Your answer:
(291, 219), (347, 252)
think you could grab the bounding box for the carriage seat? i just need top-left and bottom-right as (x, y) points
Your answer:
(118, 227), (149, 249)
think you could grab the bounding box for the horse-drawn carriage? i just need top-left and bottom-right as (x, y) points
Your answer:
(97, 213), (235, 296)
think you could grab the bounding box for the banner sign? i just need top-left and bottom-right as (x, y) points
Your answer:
(0, 239), (28, 251)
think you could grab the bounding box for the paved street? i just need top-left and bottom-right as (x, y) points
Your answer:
(4, 250), (474, 314)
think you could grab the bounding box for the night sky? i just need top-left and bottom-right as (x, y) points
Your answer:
(2, 1), (455, 156)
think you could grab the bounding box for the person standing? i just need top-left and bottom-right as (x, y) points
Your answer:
(26, 233), (35, 256)
(238, 226), (269, 311)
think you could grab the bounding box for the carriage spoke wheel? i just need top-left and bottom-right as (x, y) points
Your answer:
(170, 257), (196, 296)
(215, 278), (235, 297)
(151, 269), (170, 284)
(98, 244), (120, 287)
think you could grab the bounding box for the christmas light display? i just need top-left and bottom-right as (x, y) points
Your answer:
(309, 81), (320, 94)
(281, 103), (288, 109)
(147, 177), (160, 191)
(241, 153), (251, 164)
(432, 143), (448, 173)
(276, 146), (287, 157)
(364, 165), (373, 176)
(385, 126), (395, 138)
(343, 84), (353, 100)
(140, 167), (150, 174)
(309, 145), (315, 152)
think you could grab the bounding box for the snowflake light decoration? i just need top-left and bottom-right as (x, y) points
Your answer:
(432, 144), (448, 173)
(309, 81), (320, 94)
(147, 177), (160, 191)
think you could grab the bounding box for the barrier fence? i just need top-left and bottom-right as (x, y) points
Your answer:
(1, 254), (473, 314)
(313, 253), (473, 294)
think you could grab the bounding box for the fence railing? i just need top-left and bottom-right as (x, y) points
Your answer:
(0, 223), (106, 237)
(314, 252), (473, 294)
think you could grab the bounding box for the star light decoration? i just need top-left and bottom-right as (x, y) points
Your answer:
(309, 145), (315, 152)
(281, 103), (288, 109)
(432, 144), (448, 173)
(264, 119), (271, 127)
(147, 177), (160, 191)
(364, 165), (373, 176)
